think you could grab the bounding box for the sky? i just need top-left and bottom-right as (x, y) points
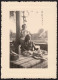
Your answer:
(10, 11), (48, 34)
(26, 11), (42, 33)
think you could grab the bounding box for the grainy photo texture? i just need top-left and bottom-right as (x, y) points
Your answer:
(1, 2), (57, 78)
(10, 11), (48, 68)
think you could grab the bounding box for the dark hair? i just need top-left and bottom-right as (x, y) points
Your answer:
(25, 35), (30, 42)
(22, 24), (26, 28)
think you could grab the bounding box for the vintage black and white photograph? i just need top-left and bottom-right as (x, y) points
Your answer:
(1, 2), (57, 78)
(10, 10), (48, 68)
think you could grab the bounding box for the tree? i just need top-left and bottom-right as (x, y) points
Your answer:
(10, 30), (13, 38)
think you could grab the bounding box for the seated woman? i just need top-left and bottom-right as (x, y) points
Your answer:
(21, 34), (42, 58)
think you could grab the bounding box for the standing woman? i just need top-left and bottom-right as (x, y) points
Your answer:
(20, 24), (31, 45)
(18, 24), (31, 54)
